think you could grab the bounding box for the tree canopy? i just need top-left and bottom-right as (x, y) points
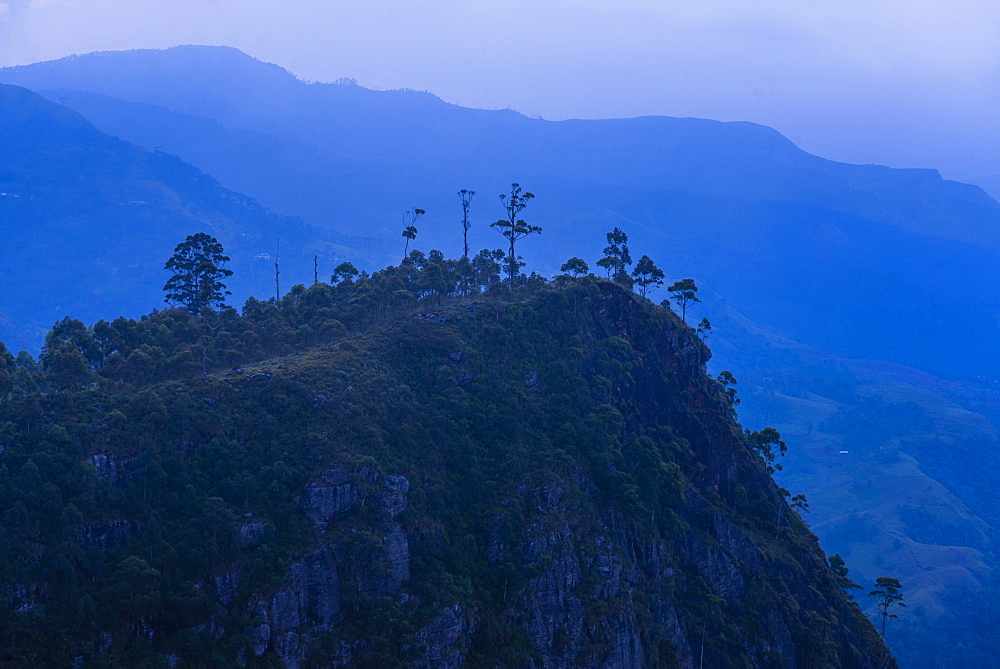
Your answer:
(163, 233), (233, 316)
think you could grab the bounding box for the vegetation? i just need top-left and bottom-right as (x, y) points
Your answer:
(401, 207), (425, 261)
(596, 227), (632, 285)
(0, 222), (890, 666)
(458, 189), (475, 259)
(666, 278), (701, 323)
(632, 254), (664, 296)
(559, 257), (589, 277)
(162, 232), (234, 316)
(869, 577), (905, 637)
(163, 232), (234, 382)
(490, 183), (540, 286)
(829, 554), (862, 600)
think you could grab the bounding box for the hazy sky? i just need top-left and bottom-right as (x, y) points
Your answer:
(1, 0), (998, 189)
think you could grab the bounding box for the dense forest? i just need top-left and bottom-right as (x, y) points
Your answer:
(0, 232), (893, 666)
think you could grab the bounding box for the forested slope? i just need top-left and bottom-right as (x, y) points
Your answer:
(0, 276), (892, 667)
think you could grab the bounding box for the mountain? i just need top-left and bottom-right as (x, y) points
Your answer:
(0, 83), (381, 354)
(0, 46), (993, 664)
(0, 276), (893, 667)
(3, 46), (1000, 380)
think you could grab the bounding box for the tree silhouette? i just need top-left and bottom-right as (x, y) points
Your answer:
(163, 232), (233, 380)
(667, 278), (700, 323)
(596, 227), (632, 283)
(332, 262), (359, 284)
(716, 370), (739, 416)
(163, 233), (233, 316)
(829, 554), (862, 600)
(632, 254), (664, 296)
(745, 426), (787, 474)
(697, 317), (712, 339)
(458, 189), (475, 259)
(491, 183), (540, 287)
(401, 208), (425, 261)
(869, 576), (905, 636)
(560, 257), (589, 276)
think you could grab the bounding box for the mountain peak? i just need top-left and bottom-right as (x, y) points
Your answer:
(0, 45), (303, 121)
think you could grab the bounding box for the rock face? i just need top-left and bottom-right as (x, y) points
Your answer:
(298, 464), (378, 529)
(89, 453), (136, 485)
(247, 469), (415, 667)
(414, 605), (471, 669)
(78, 519), (135, 551)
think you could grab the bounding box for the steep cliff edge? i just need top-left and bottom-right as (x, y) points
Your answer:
(0, 278), (892, 666)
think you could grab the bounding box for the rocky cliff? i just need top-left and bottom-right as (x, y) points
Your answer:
(0, 278), (892, 667)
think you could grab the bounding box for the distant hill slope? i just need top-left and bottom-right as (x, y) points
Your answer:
(702, 291), (1000, 667)
(0, 277), (893, 667)
(0, 83), (377, 353)
(3, 46), (1000, 379)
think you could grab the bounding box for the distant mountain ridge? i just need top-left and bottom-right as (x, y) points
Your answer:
(4, 46), (996, 245)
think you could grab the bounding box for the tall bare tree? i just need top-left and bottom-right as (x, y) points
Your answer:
(458, 189), (475, 259)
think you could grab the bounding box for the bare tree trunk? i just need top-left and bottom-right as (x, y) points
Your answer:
(274, 239), (280, 302)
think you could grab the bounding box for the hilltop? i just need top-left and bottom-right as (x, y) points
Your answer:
(0, 276), (892, 667)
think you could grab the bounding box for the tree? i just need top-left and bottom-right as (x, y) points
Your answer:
(596, 227), (632, 283)
(829, 554), (862, 600)
(716, 370), (739, 415)
(273, 239), (281, 302)
(458, 189), (475, 259)
(163, 233), (233, 316)
(667, 278), (700, 323)
(0, 342), (13, 398)
(491, 183), (540, 286)
(631, 254), (664, 296)
(401, 208), (425, 261)
(869, 576), (905, 637)
(745, 426), (787, 474)
(332, 262), (359, 284)
(789, 493), (809, 513)
(697, 317), (712, 339)
(472, 249), (505, 292)
(560, 257), (589, 277)
(163, 232), (233, 380)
